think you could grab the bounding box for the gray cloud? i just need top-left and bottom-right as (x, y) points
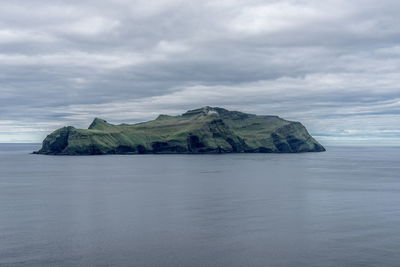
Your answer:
(0, 0), (400, 144)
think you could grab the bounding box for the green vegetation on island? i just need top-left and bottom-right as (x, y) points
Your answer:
(34, 107), (325, 155)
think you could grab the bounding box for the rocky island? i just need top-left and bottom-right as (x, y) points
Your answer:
(34, 107), (325, 155)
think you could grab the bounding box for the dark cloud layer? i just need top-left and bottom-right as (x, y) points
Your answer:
(0, 0), (400, 144)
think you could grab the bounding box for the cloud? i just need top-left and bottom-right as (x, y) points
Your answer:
(60, 17), (121, 36)
(0, 29), (56, 43)
(0, 0), (399, 145)
(229, 2), (327, 34)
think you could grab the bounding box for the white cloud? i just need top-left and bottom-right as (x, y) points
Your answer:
(126, 0), (184, 17)
(60, 16), (121, 36)
(0, 51), (156, 68)
(155, 40), (190, 54)
(230, 2), (323, 34)
(0, 29), (56, 43)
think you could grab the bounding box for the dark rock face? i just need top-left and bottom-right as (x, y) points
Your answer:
(136, 145), (146, 154)
(187, 135), (205, 152)
(151, 141), (187, 153)
(35, 107), (325, 155)
(35, 126), (73, 155)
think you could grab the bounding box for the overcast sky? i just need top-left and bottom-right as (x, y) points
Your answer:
(1, 0), (400, 144)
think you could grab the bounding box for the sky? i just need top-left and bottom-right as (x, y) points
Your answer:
(1, 0), (400, 145)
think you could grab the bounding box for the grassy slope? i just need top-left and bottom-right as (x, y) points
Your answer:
(37, 107), (325, 154)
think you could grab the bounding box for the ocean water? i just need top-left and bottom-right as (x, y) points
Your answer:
(0, 144), (400, 267)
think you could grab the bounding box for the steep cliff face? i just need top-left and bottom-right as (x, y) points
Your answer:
(35, 107), (325, 155)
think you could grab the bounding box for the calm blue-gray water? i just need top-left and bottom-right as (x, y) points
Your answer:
(1, 144), (400, 267)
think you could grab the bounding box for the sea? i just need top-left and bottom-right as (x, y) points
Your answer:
(0, 143), (400, 267)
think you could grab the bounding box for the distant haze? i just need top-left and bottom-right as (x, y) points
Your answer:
(0, 0), (399, 145)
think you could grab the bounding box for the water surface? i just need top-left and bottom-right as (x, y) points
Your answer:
(1, 144), (400, 266)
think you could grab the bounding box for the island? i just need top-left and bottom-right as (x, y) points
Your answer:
(34, 106), (325, 155)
